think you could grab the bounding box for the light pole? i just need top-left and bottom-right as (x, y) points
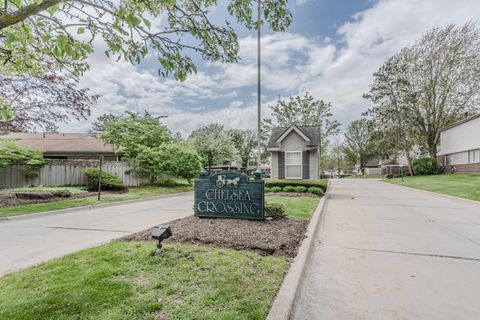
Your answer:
(256, 0), (262, 177)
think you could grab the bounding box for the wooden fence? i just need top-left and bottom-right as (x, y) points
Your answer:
(0, 160), (139, 188)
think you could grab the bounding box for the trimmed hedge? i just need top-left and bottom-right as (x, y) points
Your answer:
(283, 186), (296, 192)
(265, 202), (287, 219)
(83, 168), (125, 191)
(307, 187), (324, 196)
(294, 186), (307, 193)
(270, 186), (282, 193)
(265, 179), (327, 192)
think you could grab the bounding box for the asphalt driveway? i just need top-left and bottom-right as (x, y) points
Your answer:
(0, 192), (193, 276)
(292, 179), (480, 320)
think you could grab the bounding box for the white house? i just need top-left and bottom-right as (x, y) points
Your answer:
(267, 125), (320, 180)
(438, 114), (480, 173)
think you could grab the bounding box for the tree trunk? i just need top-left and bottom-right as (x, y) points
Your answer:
(405, 149), (414, 176)
(427, 135), (438, 158)
(208, 156), (212, 175)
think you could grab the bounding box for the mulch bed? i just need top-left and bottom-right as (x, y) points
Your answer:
(123, 216), (309, 258)
(0, 190), (126, 208)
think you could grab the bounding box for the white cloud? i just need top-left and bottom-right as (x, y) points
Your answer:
(62, 0), (480, 135)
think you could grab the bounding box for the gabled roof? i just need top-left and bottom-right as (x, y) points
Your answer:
(2, 133), (115, 154)
(267, 125), (321, 149)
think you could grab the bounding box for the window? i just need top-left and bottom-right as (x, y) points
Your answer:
(285, 151), (302, 179)
(468, 149), (479, 163)
(445, 154), (452, 166)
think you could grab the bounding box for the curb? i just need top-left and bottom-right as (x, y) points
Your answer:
(382, 180), (480, 205)
(0, 191), (193, 223)
(266, 180), (330, 320)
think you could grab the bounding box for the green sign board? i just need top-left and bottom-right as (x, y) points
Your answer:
(194, 171), (265, 220)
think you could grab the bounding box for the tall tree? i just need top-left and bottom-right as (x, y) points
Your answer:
(325, 139), (347, 176)
(365, 23), (480, 158)
(227, 129), (257, 168)
(363, 55), (417, 174)
(0, 61), (97, 132)
(343, 119), (376, 175)
(0, 0), (291, 78)
(101, 111), (171, 160)
(263, 92), (340, 135)
(189, 124), (236, 174)
(89, 113), (120, 136)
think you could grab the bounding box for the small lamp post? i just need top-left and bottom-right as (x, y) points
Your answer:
(151, 224), (172, 255)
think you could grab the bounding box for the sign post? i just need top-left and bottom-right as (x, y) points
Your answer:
(194, 171), (265, 220)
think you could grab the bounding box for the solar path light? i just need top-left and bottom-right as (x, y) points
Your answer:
(151, 224), (172, 255)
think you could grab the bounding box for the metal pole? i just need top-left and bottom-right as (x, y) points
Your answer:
(256, 0), (262, 175)
(97, 154), (103, 201)
(317, 109), (321, 180)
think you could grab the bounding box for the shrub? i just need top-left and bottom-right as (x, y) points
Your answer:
(265, 179), (327, 192)
(412, 157), (439, 175)
(308, 187), (324, 196)
(138, 144), (202, 185)
(264, 187), (272, 193)
(283, 185), (296, 192)
(154, 178), (181, 187)
(270, 186), (282, 193)
(0, 139), (45, 177)
(83, 168), (125, 191)
(384, 174), (394, 179)
(265, 203), (287, 219)
(294, 186), (307, 193)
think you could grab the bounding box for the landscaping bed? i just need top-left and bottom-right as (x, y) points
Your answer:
(124, 215), (308, 257)
(0, 195), (322, 319)
(0, 190), (122, 208)
(266, 191), (320, 198)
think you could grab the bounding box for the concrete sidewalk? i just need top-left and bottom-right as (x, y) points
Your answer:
(292, 179), (480, 320)
(0, 192), (193, 276)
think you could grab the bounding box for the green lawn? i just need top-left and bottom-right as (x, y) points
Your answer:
(266, 195), (320, 220)
(385, 174), (480, 201)
(0, 241), (289, 320)
(0, 185), (192, 218)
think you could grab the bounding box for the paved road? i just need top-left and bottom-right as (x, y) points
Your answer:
(292, 179), (480, 320)
(0, 192), (193, 276)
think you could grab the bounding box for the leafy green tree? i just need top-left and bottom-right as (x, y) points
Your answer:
(325, 139), (349, 175)
(0, 138), (45, 177)
(343, 119), (377, 175)
(0, 0), (291, 78)
(0, 98), (14, 121)
(189, 124), (236, 174)
(89, 113), (120, 136)
(138, 144), (202, 184)
(227, 129), (257, 168)
(263, 92), (340, 136)
(101, 111), (171, 160)
(365, 23), (480, 158)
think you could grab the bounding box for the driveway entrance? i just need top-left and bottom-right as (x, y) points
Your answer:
(292, 179), (480, 320)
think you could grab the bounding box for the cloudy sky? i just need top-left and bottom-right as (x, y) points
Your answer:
(65, 0), (480, 136)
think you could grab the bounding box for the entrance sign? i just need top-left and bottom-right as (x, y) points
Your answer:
(194, 171), (265, 220)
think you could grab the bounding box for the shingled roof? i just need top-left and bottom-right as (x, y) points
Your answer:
(267, 125), (321, 149)
(3, 133), (115, 154)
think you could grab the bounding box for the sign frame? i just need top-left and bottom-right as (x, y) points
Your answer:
(194, 171), (265, 220)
